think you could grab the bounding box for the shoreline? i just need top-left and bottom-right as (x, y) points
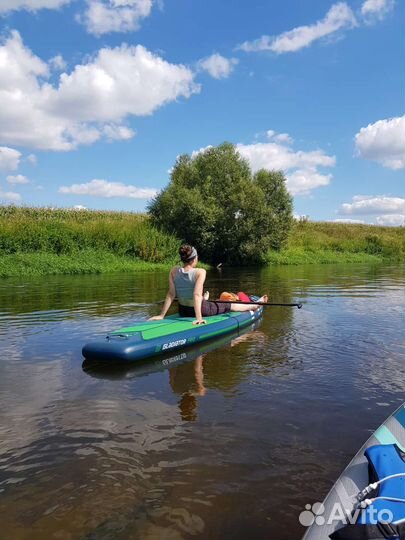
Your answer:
(0, 249), (398, 278)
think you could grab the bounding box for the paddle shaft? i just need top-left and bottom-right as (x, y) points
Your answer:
(156, 299), (303, 309)
(209, 300), (303, 309)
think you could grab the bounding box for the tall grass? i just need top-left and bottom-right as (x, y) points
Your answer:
(0, 206), (179, 263)
(1, 207), (403, 276)
(267, 220), (405, 264)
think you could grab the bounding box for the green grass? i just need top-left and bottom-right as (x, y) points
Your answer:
(267, 220), (405, 265)
(0, 206), (179, 262)
(0, 207), (403, 276)
(0, 206), (182, 277)
(0, 250), (174, 277)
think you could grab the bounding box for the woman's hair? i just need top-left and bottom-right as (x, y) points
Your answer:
(179, 244), (197, 263)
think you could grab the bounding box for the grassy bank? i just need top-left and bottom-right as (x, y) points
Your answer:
(0, 206), (180, 277)
(267, 221), (405, 265)
(0, 251), (174, 277)
(0, 207), (403, 276)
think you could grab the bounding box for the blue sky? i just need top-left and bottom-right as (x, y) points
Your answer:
(0, 0), (404, 225)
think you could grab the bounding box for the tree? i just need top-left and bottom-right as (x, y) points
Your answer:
(148, 143), (293, 264)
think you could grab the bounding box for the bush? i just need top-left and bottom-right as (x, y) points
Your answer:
(148, 143), (293, 264)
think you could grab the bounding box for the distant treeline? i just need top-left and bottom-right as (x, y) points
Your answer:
(0, 206), (403, 277)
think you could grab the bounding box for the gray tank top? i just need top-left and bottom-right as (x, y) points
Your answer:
(173, 267), (197, 307)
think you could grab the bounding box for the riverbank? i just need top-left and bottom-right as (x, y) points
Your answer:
(267, 220), (404, 265)
(0, 206), (403, 276)
(0, 206), (179, 277)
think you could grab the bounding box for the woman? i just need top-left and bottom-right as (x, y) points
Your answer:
(149, 244), (268, 325)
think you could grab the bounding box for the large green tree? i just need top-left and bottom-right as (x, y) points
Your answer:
(148, 143), (293, 264)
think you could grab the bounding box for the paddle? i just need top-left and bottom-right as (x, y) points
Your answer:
(210, 300), (303, 309)
(156, 299), (303, 308)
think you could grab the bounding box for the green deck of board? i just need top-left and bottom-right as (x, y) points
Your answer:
(111, 312), (243, 340)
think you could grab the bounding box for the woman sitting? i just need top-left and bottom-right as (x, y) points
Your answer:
(149, 244), (267, 326)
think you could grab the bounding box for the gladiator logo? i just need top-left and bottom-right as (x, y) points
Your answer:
(298, 502), (394, 527)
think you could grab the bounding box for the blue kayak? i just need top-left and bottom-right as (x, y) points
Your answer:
(82, 302), (264, 363)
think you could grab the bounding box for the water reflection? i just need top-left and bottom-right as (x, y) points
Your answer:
(0, 264), (404, 540)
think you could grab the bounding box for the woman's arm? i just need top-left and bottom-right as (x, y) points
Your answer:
(193, 269), (207, 325)
(148, 269), (176, 320)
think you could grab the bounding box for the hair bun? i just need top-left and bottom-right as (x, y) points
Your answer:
(179, 244), (196, 262)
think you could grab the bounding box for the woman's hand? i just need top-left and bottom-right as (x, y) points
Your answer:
(148, 315), (164, 321)
(192, 319), (207, 326)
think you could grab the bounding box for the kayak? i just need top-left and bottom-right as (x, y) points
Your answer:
(303, 402), (405, 540)
(82, 317), (262, 380)
(82, 300), (263, 363)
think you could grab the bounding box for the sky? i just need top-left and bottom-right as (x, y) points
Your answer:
(0, 0), (404, 225)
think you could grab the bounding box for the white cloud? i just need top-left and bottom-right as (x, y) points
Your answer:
(355, 115), (405, 169)
(102, 124), (135, 140)
(80, 0), (153, 36)
(239, 2), (357, 53)
(340, 195), (405, 215)
(267, 130), (293, 144)
(333, 218), (366, 224)
(59, 179), (158, 199)
(375, 214), (404, 226)
(286, 169), (332, 195)
(198, 54), (238, 79)
(72, 204), (87, 210)
(0, 31), (198, 151)
(6, 174), (29, 184)
(0, 187), (21, 201)
(361, 0), (394, 21)
(192, 137), (335, 196)
(236, 136), (335, 195)
(0, 146), (21, 170)
(27, 154), (37, 165)
(0, 0), (71, 14)
(49, 54), (66, 71)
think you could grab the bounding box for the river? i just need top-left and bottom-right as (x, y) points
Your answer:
(0, 264), (404, 540)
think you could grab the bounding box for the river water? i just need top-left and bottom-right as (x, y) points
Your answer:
(0, 264), (404, 540)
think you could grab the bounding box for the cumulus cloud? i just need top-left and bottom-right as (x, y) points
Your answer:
(355, 116), (405, 169)
(340, 195), (405, 215)
(267, 130), (293, 144)
(375, 214), (404, 226)
(6, 174), (29, 184)
(59, 178), (158, 199)
(361, 0), (394, 21)
(27, 154), (37, 165)
(239, 2), (357, 53)
(0, 0), (71, 14)
(285, 169), (332, 195)
(0, 30), (198, 151)
(80, 0), (153, 36)
(333, 218), (366, 224)
(236, 134), (335, 196)
(0, 146), (21, 171)
(49, 54), (66, 71)
(192, 136), (335, 196)
(198, 54), (238, 79)
(0, 187), (21, 201)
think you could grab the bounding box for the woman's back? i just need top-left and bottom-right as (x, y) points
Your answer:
(172, 266), (197, 307)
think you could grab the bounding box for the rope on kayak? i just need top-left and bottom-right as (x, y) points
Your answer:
(357, 473), (405, 501)
(358, 496), (405, 509)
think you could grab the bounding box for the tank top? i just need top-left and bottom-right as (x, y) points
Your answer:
(173, 267), (197, 307)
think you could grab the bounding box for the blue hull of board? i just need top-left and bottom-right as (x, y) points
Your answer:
(82, 306), (263, 363)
